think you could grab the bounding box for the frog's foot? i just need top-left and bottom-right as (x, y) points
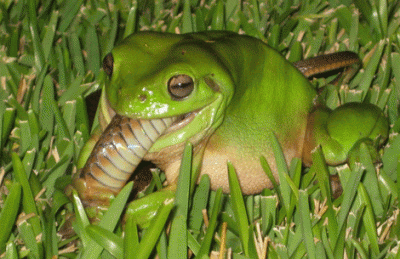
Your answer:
(303, 102), (389, 166)
(124, 184), (176, 228)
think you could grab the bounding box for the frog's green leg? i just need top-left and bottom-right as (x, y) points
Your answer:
(125, 184), (176, 228)
(124, 143), (206, 228)
(303, 102), (389, 166)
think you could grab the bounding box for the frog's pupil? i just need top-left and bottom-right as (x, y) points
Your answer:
(168, 74), (194, 100)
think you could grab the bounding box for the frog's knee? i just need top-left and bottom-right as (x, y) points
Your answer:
(304, 103), (389, 166)
(327, 103), (389, 149)
(327, 103), (388, 166)
(303, 107), (347, 166)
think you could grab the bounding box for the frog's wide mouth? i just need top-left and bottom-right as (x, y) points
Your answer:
(101, 94), (198, 135)
(164, 111), (198, 134)
(79, 95), (220, 194)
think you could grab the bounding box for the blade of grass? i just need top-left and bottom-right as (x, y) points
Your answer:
(123, 3), (138, 38)
(227, 162), (258, 258)
(299, 190), (316, 259)
(182, 0), (193, 33)
(168, 143), (192, 259)
(5, 240), (18, 259)
(358, 40), (385, 95)
(124, 215), (139, 259)
(334, 164), (365, 253)
(28, 0), (45, 71)
(18, 221), (41, 259)
(189, 174), (210, 233)
(268, 132), (291, 212)
(195, 188), (223, 258)
(132, 198), (175, 259)
(11, 153), (41, 236)
(358, 183), (380, 256)
(0, 182), (21, 253)
(85, 225), (124, 258)
(78, 182), (133, 258)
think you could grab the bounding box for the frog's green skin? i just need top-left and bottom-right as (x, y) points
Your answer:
(72, 31), (389, 214)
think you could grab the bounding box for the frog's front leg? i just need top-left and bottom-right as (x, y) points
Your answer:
(302, 103), (389, 167)
(125, 145), (206, 228)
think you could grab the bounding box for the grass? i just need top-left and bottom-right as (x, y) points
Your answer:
(1, 0), (400, 258)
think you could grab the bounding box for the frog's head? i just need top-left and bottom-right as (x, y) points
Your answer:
(100, 32), (234, 153)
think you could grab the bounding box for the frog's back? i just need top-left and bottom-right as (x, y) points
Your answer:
(199, 33), (317, 194)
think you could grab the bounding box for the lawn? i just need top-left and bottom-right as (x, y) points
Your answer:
(1, 0), (400, 258)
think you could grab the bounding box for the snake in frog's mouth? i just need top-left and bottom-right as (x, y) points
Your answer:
(72, 100), (199, 207)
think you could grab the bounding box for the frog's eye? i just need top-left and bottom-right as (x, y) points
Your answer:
(103, 53), (114, 77)
(168, 74), (194, 100)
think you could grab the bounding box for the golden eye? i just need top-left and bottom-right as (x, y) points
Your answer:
(167, 74), (194, 100)
(103, 53), (114, 77)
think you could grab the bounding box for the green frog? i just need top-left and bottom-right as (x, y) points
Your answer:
(71, 31), (389, 219)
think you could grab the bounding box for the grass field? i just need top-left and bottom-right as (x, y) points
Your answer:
(1, 0), (400, 258)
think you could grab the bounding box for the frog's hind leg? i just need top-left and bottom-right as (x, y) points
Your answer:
(302, 102), (389, 167)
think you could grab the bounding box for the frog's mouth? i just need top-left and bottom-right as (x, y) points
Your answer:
(165, 111), (197, 134)
(76, 101), (200, 197)
(99, 94), (198, 135)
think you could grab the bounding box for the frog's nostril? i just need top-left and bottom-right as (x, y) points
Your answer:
(139, 94), (147, 102)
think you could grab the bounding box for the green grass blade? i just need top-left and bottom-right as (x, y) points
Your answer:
(358, 183), (380, 256)
(168, 143), (192, 259)
(124, 215), (139, 259)
(5, 241), (18, 259)
(99, 181), (133, 230)
(79, 181), (133, 258)
(359, 40), (385, 96)
(182, 0), (193, 33)
(18, 221), (41, 259)
(334, 165), (365, 250)
(1, 108), (16, 150)
(11, 153), (41, 236)
(195, 188), (223, 258)
(299, 190), (316, 259)
(0, 182), (21, 253)
(268, 132), (291, 212)
(227, 162), (258, 258)
(133, 199), (175, 259)
(189, 174), (210, 233)
(124, 3), (138, 38)
(28, 0), (45, 71)
(85, 225), (124, 258)
(42, 10), (58, 61)
(227, 162), (249, 253)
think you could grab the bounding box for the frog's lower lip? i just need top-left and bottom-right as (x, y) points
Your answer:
(164, 111), (197, 134)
